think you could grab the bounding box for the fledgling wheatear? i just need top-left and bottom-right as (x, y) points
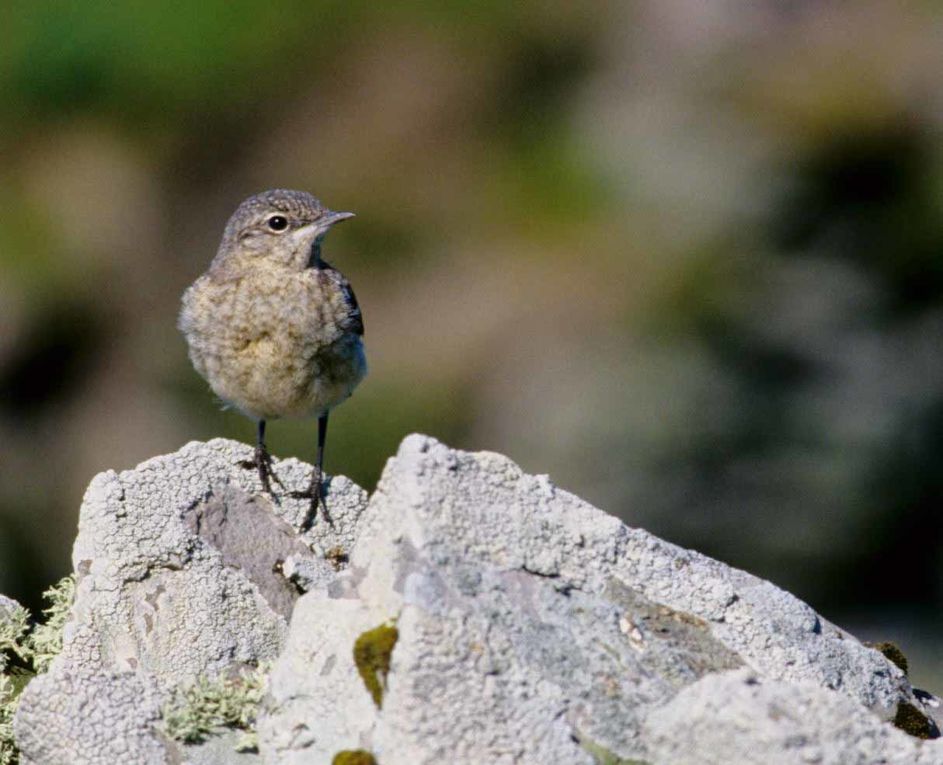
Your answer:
(179, 189), (366, 525)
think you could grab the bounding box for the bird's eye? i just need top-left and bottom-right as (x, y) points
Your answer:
(267, 215), (288, 231)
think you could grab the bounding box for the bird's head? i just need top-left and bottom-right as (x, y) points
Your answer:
(213, 189), (354, 271)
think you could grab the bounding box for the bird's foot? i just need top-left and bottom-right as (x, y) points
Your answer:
(239, 444), (282, 496)
(290, 467), (331, 529)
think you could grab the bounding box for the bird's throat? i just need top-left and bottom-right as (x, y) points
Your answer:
(307, 239), (323, 269)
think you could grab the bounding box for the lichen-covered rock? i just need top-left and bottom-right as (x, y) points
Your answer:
(62, 439), (365, 689)
(9, 435), (943, 764)
(14, 665), (166, 764)
(258, 434), (942, 765)
(257, 596), (381, 761)
(13, 438), (368, 764)
(640, 668), (935, 765)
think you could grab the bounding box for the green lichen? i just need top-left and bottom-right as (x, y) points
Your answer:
(332, 750), (378, 765)
(578, 735), (649, 765)
(0, 671), (34, 765)
(26, 575), (75, 674)
(162, 664), (269, 750)
(893, 702), (936, 740)
(0, 604), (31, 670)
(353, 623), (398, 708)
(866, 641), (909, 676)
(0, 674), (18, 765)
(1, 579), (74, 765)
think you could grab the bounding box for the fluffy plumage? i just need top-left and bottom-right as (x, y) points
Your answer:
(179, 189), (366, 420)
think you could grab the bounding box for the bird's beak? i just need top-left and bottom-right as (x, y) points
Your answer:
(318, 210), (355, 232)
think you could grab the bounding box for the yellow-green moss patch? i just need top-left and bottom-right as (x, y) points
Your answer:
(866, 641), (909, 676)
(332, 750), (378, 765)
(893, 702), (936, 739)
(353, 623), (398, 708)
(579, 734), (649, 765)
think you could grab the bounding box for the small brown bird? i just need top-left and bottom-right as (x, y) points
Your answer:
(179, 189), (366, 524)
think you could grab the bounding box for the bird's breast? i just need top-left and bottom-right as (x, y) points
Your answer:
(180, 267), (366, 419)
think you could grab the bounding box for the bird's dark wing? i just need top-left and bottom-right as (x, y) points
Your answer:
(339, 279), (364, 336)
(318, 264), (364, 337)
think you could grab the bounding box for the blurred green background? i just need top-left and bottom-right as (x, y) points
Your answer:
(2, 1), (942, 689)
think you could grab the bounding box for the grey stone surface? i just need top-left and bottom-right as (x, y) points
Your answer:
(9, 435), (943, 764)
(641, 667), (932, 765)
(175, 731), (264, 765)
(920, 689), (943, 735)
(257, 595), (379, 762)
(258, 434), (943, 764)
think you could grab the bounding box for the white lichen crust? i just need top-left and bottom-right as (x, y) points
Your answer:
(13, 438), (368, 765)
(15, 667), (166, 765)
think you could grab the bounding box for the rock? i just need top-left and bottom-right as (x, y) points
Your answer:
(9, 435), (943, 764)
(257, 595), (380, 761)
(13, 438), (368, 764)
(255, 435), (942, 764)
(177, 731), (265, 765)
(641, 668), (932, 765)
(14, 664), (166, 765)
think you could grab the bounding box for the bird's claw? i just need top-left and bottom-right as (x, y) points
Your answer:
(239, 444), (282, 496)
(290, 466), (330, 529)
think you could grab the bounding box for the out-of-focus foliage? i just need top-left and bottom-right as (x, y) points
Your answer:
(1, 1), (941, 688)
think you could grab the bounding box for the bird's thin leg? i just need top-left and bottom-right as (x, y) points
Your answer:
(293, 413), (330, 528)
(256, 419), (273, 494)
(240, 419), (280, 495)
(314, 412), (328, 510)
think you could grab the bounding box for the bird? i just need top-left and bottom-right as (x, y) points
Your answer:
(178, 189), (366, 526)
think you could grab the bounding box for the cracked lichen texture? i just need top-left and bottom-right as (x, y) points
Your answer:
(14, 439), (368, 765)
(60, 438), (365, 688)
(15, 666), (166, 764)
(258, 434), (942, 765)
